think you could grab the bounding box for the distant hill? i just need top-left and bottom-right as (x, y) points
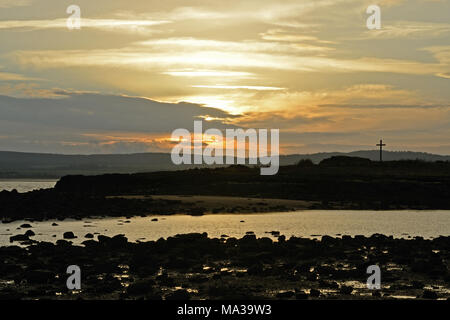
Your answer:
(0, 151), (181, 178)
(280, 150), (450, 165)
(0, 150), (449, 178)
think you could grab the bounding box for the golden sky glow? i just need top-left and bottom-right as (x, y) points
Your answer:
(0, 0), (449, 154)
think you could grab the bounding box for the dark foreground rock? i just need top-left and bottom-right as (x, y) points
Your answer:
(0, 233), (449, 300)
(63, 232), (76, 239)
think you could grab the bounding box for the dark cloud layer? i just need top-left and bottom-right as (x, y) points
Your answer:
(0, 92), (235, 132)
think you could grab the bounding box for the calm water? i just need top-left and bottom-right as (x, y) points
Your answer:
(0, 180), (58, 193)
(1, 210), (449, 246)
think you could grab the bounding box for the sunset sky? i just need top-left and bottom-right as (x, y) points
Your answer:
(0, 0), (449, 154)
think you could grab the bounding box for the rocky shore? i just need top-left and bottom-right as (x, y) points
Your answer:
(1, 233), (449, 300)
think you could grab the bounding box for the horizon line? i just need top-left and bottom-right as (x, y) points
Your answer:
(0, 149), (449, 157)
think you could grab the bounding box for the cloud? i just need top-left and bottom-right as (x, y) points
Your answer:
(0, 90), (242, 153)
(12, 38), (445, 77)
(191, 85), (285, 91)
(0, 18), (170, 33)
(0, 0), (449, 154)
(259, 29), (336, 45)
(0, 91), (236, 133)
(0, 71), (38, 81)
(163, 70), (255, 78)
(322, 103), (450, 109)
(362, 21), (450, 39)
(0, 0), (32, 8)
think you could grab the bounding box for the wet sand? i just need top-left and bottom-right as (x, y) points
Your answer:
(107, 195), (317, 213)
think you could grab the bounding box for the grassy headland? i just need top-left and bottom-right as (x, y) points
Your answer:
(1, 157), (450, 222)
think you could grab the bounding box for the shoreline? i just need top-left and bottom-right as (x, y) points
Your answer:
(2, 210), (448, 248)
(3, 192), (448, 223)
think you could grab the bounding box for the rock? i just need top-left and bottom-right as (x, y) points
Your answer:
(25, 270), (55, 284)
(151, 218), (158, 222)
(241, 234), (257, 242)
(212, 274), (222, 280)
(84, 233), (94, 239)
(156, 273), (175, 286)
(276, 291), (295, 299)
(295, 290), (308, 300)
(63, 231), (77, 239)
(188, 208), (205, 216)
(166, 289), (191, 300)
(81, 240), (97, 248)
(372, 291), (381, 297)
(0, 288), (21, 300)
(306, 272), (318, 281)
(319, 280), (339, 289)
(98, 235), (111, 243)
(247, 264), (264, 276)
(309, 289), (321, 297)
(411, 260), (428, 273)
(24, 230), (35, 237)
(51, 223), (58, 226)
(189, 275), (208, 284)
(422, 290), (438, 299)
(127, 279), (156, 295)
(56, 239), (72, 246)
(340, 285), (353, 295)
(10, 234), (29, 242)
(94, 275), (123, 293)
(342, 235), (352, 242)
(321, 235), (335, 244)
(20, 223), (32, 228)
(109, 234), (128, 248)
(259, 237), (273, 246)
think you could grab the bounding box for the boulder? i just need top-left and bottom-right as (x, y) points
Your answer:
(340, 285), (353, 295)
(127, 279), (156, 295)
(25, 270), (55, 284)
(166, 289), (191, 300)
(10, 234), (29, 242)
(63, 231), (77, 239)
(422, 290), (438, 299)
(276, 291), (295, 299)
(309, 289), (321, 297)
(295, 290), (308, 300)
(24, 230), (35, 237)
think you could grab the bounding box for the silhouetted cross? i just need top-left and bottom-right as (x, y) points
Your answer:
(376, 139), (386, 162)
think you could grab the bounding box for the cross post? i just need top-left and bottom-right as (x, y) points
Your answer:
(376, 139), (386, 162)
